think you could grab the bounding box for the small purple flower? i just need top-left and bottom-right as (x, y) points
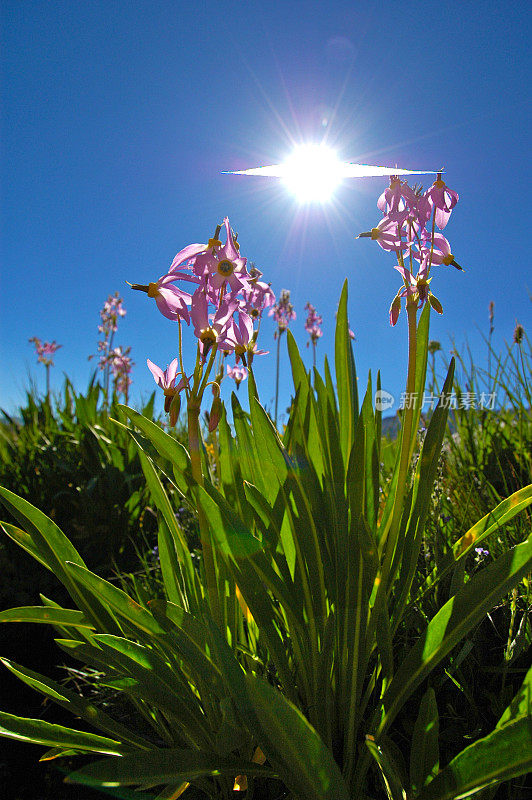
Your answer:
(147, 357), (189, 425)
(269, 289), (296, 338)
(98, 292), (126, 335)
(227, 363), (248, 389)
(425, 174), (459, 230)
(474, 547), (490, 559)
(304, 302), (323, 346)
(29, 337), (62, 366)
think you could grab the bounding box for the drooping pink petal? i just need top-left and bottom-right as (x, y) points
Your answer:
(221, 217), (239, 261)
(147, 359), (165, 387)
(169, 243), (208, 273)
(166, 358), (179, 385)
(191, 289), (209, 334)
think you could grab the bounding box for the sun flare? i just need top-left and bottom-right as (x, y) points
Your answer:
(282, 144), (343, 203)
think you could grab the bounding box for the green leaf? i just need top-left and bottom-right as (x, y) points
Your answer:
(245, 674), (350, 800)
(118, 405), (192, 495)
(335, 280), (358, 468)
(0, 710), (131, 755)
(0, 522), (50, 571)
(0, 491), (119, 634)
(66, 747), (273, 787)
(366, 735), (407, 800)
(0, 658), (151, 750)
(416, 485), (532, 604)
(380, 535), (532, 735)
(415, 716), (532, 800)
(410, 688), (439, 793)
(497, 664), (532, 727)
(0, 606), (93, 628)
(134, 446), (199, 610)
(0, 487), (86, 571)
(65, 562), (166, 635)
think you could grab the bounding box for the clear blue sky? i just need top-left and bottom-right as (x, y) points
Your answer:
(1, 0), (530, 418)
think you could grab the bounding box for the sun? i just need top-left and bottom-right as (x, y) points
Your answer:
(282, 143), (343, 203)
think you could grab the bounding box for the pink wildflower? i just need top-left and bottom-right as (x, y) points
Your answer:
(147, 357), (189, 425)
(423, 233), (463, 270)
(98, 293), (126, 335)
(304, 302), (323, 345)
(192, 218), (249, 295)
(227, 364), (248, 389)
(425, 174), (459, 230)
(190, 289), (238, 357)
(357, 214), (408, 252)
(131, 274), (193, 323)
(390, 260), (443, 326)
(29, 337), (62, 366)
(269, 289), (296, 338)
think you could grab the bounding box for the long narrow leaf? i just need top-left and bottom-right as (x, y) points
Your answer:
(380, 535), (532, 735)
(415, 716), (532, 800)
(0, 710), (131, 755)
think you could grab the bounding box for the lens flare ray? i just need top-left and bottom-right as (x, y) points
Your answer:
(223, 144), (438, 203)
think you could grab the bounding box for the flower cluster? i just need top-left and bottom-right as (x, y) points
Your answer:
(358, 174), (462, 326)
(89, 294), (132, 400)
(28, 337), (62, 366)
(133, 218), (273, 426)
(269, 289), (296, 339)
(304, 302), (323, 346)
(98, 292), (126, 335)
(109, 346), (134, 399)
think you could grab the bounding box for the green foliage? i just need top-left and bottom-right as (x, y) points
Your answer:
(0, 378), (191, 608)
(0, 284), (531, 799)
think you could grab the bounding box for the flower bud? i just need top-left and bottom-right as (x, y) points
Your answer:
(169, 393), (181, 427)
(208, 396), (223, 432)
(429, 293), (443, 315)
(389, 295), (401, 327)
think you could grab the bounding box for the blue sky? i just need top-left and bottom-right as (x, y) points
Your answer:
(1, 0), (530, 419)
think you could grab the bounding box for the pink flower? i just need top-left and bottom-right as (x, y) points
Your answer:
(168, 242), (211, 274)
(241, 268), (276, 319)
(390, 260), (443, 326)
(29, 337), (62, 366)
(131, 274), (193, 323)
(220, 310), (254, 363)
(147, 357), (189, 425)
(424, 233), (463, 270)
(190, 289), (238, 357)
(269, 289), (296, 337)
(304, 302), (323, 345)
(227, 363), (248, 389)
(425, 174), (459, 230)
(98, 293), (126, 334)
(192, 218), (249, 295)
(377, 177), (407, 218)
(357, 214), (408, 252)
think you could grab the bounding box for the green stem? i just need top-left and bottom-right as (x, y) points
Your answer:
(187, 400), (221, 625)
(274, 332), (282, 426)
(45, 364), (50, 403)
(382, 300), (418, 589)
(105, 330), (115, 406)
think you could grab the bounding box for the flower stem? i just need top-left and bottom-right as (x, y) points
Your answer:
(274, 332), (282, 426)
(187, 399), (221, 626)
(380, 300), (418, 579)
(45, 364), (50, 403)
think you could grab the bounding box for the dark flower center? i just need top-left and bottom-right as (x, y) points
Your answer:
(217, 259), (235, 277)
